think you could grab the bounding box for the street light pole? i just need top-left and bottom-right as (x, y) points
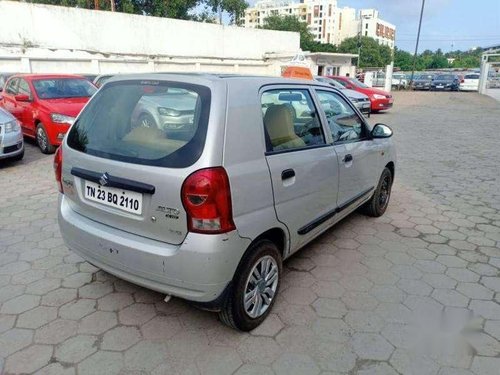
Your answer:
(409, 0), (426, 87)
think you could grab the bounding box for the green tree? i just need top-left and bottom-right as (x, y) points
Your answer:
(206, 0), (248, 24)
(338, 36), (392, 68)
(261, 15), (315, 51)
(427, 48), (449, 69)
(27, 0), (248, 22)
(394, 47), (413, 71)
(261, 15), (337, 53)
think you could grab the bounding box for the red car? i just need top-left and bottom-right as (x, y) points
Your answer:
(327, 76), (394, 112)
(0, 74), (96, 153)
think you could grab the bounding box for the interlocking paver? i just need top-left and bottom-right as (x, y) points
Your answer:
(123, 341), (167, 371)
(272, 352), (320, 375)
(4, 344), (53, 374)
(102, 326), (141, 351)
(17, 306), (58, 329)
(1, 92), (499, 373)
(55, 335), (97, 363)
(34, 319), (78, 344)
(78, 311), (117, 335)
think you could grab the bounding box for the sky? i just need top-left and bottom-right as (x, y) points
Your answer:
(247, 0), (500, 52)
(338, 0), (500, 52)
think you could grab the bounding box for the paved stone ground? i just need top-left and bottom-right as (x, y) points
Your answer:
(0, 91), (499, 375)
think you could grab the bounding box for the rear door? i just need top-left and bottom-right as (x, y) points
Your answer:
(17, 79), (35, 135)
(314, 89), (380, 208)
(261, 86), (339, 252)
(1, 78), (20, 120)
(62, 79), (215, 245)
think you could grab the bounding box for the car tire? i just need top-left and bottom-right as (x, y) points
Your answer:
(362, 167), (393, 217)
(36, 123), (55, 154)
(137, 113), (158, 129)
(219, 239), (282, 331)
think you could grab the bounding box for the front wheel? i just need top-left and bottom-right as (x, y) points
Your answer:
(362, 167), (393, 217)
(219, 240), (282, 331)
(36, 123), (55, 154)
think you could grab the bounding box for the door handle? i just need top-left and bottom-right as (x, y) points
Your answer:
(343, 154), (353, 163)
(281, 169), (295, 180)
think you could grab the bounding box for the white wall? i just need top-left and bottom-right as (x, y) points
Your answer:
(0, 1), (299, 60)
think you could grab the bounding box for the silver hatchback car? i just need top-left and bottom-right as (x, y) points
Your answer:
(57, 74), (396, 331)
(0, 107), (24, 161)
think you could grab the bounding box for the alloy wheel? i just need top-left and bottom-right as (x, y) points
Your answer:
(243, 255), (279, 319)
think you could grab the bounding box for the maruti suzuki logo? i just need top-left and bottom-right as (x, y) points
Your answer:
(99, 173), (109, 186)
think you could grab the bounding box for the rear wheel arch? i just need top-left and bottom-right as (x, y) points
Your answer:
(250, 227), (287, 258)
(385, 161), (395, 180)
(230, 227), (287, 283)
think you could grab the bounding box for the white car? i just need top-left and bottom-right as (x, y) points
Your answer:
(392, 73), (408, 89)
(460, 73), (480, 91)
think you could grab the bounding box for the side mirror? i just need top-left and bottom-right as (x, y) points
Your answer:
(14, 94), (31, 102)
(372, 123), (393, 138)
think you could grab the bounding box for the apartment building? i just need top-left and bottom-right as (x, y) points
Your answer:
(358, 9), (396, 49)
(242, 0), (396, 49)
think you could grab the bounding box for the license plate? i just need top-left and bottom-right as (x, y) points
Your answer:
(437, 85), (444, 88)
(84, 181), (143, 215)
(362, 103), (371, 108)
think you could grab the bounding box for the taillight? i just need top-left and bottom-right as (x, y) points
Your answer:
(54, 146), (63, 194)
(181, 167), (235, 234)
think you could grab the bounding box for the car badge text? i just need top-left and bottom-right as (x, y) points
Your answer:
(99, 173), (110, 186)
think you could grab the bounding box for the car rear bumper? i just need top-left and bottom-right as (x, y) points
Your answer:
(58, 194), (251, 303)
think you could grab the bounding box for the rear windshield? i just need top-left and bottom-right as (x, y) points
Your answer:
(435, 75), (455, 80)
(464, 74), (480, 79)
(33, 78), (97, 99)
(67, 80), (211, 168)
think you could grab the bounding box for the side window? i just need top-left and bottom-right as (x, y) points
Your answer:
(261, 89), (325, 152)
(18, 79), (32, 98)
(5, 78), (19, 95)
(316, 90), (365, 143)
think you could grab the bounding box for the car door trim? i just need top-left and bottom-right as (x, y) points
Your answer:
(71, 167), (156, 194)
(297, 186), (374, 235)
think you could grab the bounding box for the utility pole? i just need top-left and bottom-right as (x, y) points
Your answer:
(110, 0), (115, 12)
(357, 11), (362, 69)
(409, 0), (426, 87)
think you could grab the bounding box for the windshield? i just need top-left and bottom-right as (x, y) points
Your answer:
(348, 78), (368, 88)
(417, 74), (434, 80)
(67, 80), (211, 168)
(33, 78), (97, 99)
(464, 74), (480, 79)
(435, 75), (455, 80)
(316, 77), (345, 89)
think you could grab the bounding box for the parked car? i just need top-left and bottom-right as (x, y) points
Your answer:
(392, 73), (408, 89)
(431, 74), (460, 91)
(131, 87), (199, 131)
(0, 74), (97, 153)
(93, 74), (114, 88)
(328, 76), (394, 112)
(412, 74), (434, 90)
(0, 73), (15, 90)
(56, 73), (396, 331)
(0, 107), (24, 161)
(79, 74), (98, 83)
(460, 73), (480, 91)
(315, 76), (371, 116)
